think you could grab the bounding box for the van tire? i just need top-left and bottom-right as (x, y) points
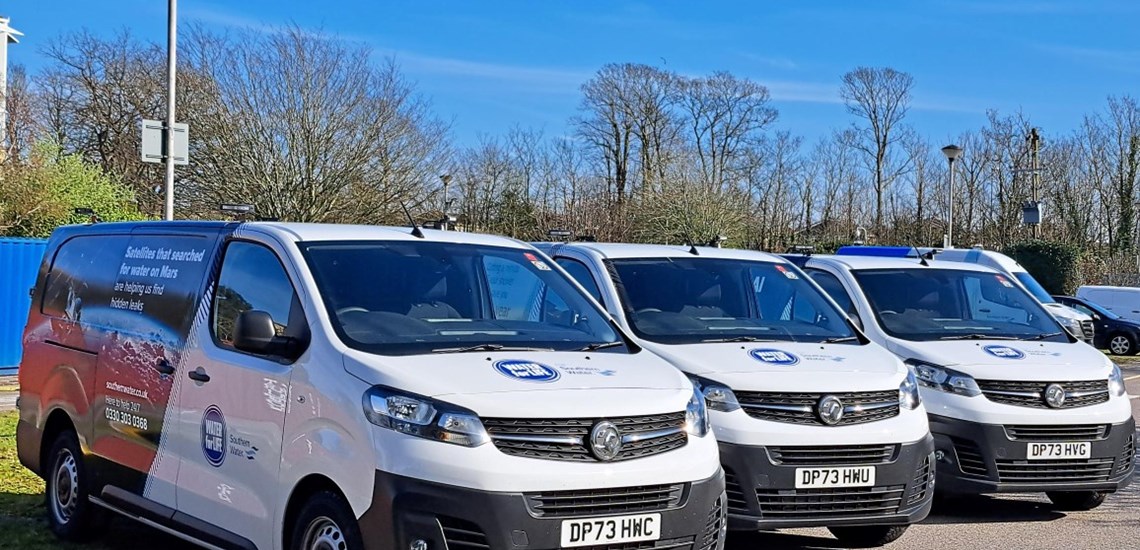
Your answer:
(290, 490), (364, 550)
(827, 525), (909, 547)
(1047, 491), (1108, 511)
(44, 430), (104, 541)
(1107, 333), (1135, 356)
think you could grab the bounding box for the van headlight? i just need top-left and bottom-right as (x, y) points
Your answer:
(688, 375), (740, 413)
(899, 370), (922, 410)
(684, 387), (711, 437)
(1058, 317), (1083, 338)
(363, 386), (490, 447)
(905, 360), (982, 397)
(1109, 365), (1126, 397)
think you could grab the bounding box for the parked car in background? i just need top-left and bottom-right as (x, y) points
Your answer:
(1077, 286), (1140, 324)
(1054, 295), (1140, 355)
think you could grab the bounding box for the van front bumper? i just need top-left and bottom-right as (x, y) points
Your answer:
(930, 414), (1136, 494)
(358, 469), (727, 550)
(719, 435), (935, 530)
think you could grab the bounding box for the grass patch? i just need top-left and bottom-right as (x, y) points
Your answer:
(0, 385), (19, 392)
(0, 411), (192, 549)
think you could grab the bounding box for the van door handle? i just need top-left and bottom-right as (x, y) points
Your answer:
(154, 359), (175, 375)
(187, 368), (211, 383)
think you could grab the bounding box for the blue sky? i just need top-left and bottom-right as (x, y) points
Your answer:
(3, 1), (1138, 148)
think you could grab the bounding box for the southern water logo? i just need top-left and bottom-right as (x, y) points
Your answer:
(983, 345), (1025, 360)
(201, 405), (227, 467)
(494, 360), (561, 383)
(749, 349), (801, 366)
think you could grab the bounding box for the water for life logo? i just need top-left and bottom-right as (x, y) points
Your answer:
(494, 360), (561, 382)
(983, 345), (1025, 360)
(201, 405), (227, 467)
(749, 349), (801, 366)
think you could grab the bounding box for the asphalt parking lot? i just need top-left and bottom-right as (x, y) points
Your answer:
(1, 362), (1138, 549)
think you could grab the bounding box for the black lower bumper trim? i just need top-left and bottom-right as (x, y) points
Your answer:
(719, 435), (935, 530)
(358, 469), (726, 550)
(930, 414), (1135, 495)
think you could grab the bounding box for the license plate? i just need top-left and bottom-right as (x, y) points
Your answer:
(560, 513), (661, 548)
(795, 466), (876, 488)
(1027, 442), (1091, 460)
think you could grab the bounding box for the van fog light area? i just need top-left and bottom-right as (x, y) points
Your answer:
(935, 450), (949, 463)
(410, 539), (428, 550)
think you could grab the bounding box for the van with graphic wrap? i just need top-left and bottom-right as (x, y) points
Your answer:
(17, 222), (726, 550)
(785, 251), (1135, 510)
(532, 243), (933, 547)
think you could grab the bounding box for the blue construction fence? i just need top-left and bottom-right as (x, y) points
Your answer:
(1, 238), (48, 372)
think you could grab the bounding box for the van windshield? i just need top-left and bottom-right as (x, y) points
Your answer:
(609, 257), (859, 345)
(851, 268), (1069, 342)
(301, 241), (624, 355)
(1013, 272), (1055, 303)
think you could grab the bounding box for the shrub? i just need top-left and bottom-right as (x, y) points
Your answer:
(1002, 240), (1082, 295)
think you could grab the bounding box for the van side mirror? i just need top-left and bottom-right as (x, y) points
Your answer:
(233, 310), (303, 360)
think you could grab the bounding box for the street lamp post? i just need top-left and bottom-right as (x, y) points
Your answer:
(942, 144), (963, 249)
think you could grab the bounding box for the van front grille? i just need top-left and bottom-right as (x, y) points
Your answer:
(698, 498), (725, 550)
(483, 412), (687, 462)
(767, 445), (897, 466)
(755, 485), (906, 519)
(735, 390), (899, 426)
(907, 454), (934, 505)
(1004, 424), (1109, 441)
(977, 379), (1109, 409)
(438, 516), (490, 550)
(953, 438), (989, 478)
(995, 458), (1115, 483)
(1080, 320), (1095, 340)
(1119, 435), (1136, 474)
(524, 484), (685, 518)
(723, 469), (750, 516)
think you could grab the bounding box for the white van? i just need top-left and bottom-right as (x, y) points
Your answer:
(1077, 285), (1140, 323)
(17, 222), (726, 550)
(886, 247), (1095, 343)
(788, 251), (1135, 510)
(534, 243), (933, 547)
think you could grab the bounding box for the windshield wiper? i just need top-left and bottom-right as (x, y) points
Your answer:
(822, 336), (860, 344)
(939, 334), (1018, 341)
(701, 336), (781, 343)
(431, 344), (554, 354)
(577, 341), (625, 352)
(1023, 331), (1065, 341)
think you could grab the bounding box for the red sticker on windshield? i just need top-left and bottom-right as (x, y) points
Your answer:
(524, 252), (539, 261)
(996, 275), (1013, 288)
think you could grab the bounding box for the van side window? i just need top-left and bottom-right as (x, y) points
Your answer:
(212, 241), (301, 350)
(42, 235), (131, 320)
(807, 269), (856, 314)
(555, 258), (605, 305)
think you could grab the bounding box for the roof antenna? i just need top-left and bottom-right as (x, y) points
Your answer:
(401, 203), (425, 239)
(911, 245), (929, 267)
(683, 232), (699, 255)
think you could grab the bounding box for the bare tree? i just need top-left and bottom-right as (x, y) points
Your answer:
(677, 71), (777, 189)
(180, 25), (449, 222)
(840, 66), (914, 232)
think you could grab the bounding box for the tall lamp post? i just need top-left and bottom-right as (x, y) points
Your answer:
(941, 144), (963, 249)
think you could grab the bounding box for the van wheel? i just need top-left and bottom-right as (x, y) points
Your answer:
(45, 430), (104, 541)
(1047, 491), (1107, 511)
(291, 491), (363, 550)
(1108, 334), (1135, 355)
(827, 525), (909, 547)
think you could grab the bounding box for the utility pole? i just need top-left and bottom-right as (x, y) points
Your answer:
(1027, 128), (1041, 239)
(164, 0), (178, 220)
(0, 16), (23, 162)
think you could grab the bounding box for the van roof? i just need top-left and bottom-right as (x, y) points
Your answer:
(809, 254), (1001, 273)
(929, 248), (1024, 271)
(536, 242), (788, 263)
(56, 221), (532, 249)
